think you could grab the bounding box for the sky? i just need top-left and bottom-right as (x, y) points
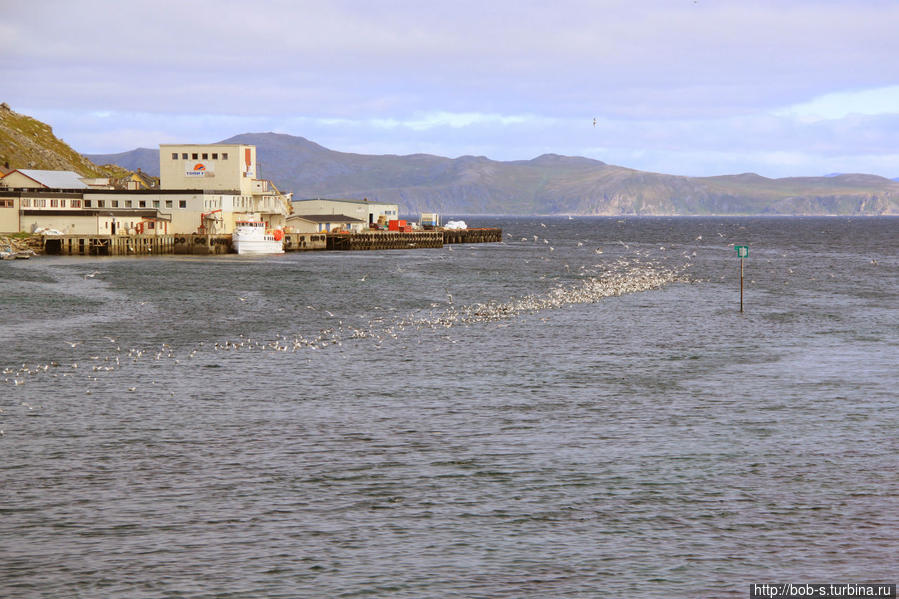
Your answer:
(3, 0), (899, 178)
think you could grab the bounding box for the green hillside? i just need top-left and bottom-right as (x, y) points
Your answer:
(0, 103), (128, 178)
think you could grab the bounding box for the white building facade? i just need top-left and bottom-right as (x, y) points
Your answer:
(291, 198), (398, 228)
(0, 144), (292, 235)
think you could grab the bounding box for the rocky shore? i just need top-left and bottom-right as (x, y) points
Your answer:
(0, 235), (40, 259)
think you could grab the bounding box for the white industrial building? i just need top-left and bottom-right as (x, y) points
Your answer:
(286, 213), (367, 233)
(0, 144), (291, 235)
(290, 198), (399, 229)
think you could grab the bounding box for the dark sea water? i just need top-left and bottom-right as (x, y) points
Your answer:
(1, 216), (897, 598)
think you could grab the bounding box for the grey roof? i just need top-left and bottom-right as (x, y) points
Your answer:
(15, 170), (88, 189)
(287, 213), (365, 223)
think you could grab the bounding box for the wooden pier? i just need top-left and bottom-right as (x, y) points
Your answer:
(442, 227), (503, 244)
(41, 234), (233, 256)
(36, 227), (502, 256)
(283, 233), (327, 251)
(325, 227), (502, 250)
(326, 231), (444, 251)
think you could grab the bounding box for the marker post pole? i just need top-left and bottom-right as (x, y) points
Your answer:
(735, 245), (749, 312)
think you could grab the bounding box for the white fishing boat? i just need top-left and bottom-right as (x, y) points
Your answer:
(232, 220), (284, 255)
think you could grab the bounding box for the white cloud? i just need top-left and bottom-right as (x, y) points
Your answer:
(5, 1), (899, 177)
(774, 86), (899, 122)
(368, 112), (542, 131)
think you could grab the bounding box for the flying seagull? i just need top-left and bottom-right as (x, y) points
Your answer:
(593, 118), (597, 127)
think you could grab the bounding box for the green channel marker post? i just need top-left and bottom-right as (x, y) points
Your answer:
(734, 245), (749, 312)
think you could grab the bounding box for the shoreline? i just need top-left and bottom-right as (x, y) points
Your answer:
(2, 228), (503, 257)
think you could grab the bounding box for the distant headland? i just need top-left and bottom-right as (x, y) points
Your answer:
(1, 103), (897, 216)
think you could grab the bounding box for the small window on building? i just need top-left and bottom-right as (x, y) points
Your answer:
(153, 200), (159, 208)
(172, 153), (178, 160)
(202, 153), (208, 159)
(139, 200), (146, 208)
(222, 153), (228, 160)
(34, 199), (46, 207)
(165, 200), (173, 208)
(212, 153), (218, 160)
(182, 153), (188, 159)
(179, 200), (187, 208)
(125, 200), (132, 208)
(97, 200), (106, 208)
(71, 199), (81, 208)
(84, 200), (92, 208)
(112, 200), (119, 208)
(192, 153), (198, 160)
(148, 221), (155, 230)
(22, 199), (31, 207)
(50, 199), (59, 207)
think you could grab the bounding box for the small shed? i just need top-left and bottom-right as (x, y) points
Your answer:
(286, 213), (366, 233)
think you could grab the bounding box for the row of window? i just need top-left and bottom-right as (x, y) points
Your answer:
(21, 198), (188, 209)
(21, 198), (82, 208)
(103, 221), (157, 230)
(0, 199), (14, 207)
(171, 152), (229, 160)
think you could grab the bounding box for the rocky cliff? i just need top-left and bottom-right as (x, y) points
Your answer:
(0, 103), (128, 178)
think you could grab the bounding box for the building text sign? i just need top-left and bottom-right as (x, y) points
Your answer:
(185, 161), (215, 177)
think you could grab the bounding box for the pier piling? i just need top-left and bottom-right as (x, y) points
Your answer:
(35, 227), (502, 256)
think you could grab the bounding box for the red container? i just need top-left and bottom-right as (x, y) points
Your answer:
(388, 219), (407, 231)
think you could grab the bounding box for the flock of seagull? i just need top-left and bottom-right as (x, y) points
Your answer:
(0, 221), (881, 437)
(0, 222), (734, 403)
(1, 243), (693, 402)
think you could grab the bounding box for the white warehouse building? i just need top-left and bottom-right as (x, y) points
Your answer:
(0, 143), (292, 235)
(290, 198), (399, 230)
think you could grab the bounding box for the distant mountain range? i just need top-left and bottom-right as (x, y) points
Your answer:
(87, 132), (899, 216)
(1, 101), (894, 216)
